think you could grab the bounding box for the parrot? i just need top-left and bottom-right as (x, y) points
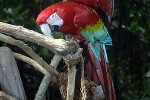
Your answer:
(67, 0), (114, 23)
(36, 1), (116, 100)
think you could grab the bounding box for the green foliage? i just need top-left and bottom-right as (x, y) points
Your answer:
(0, 0), (150, 99)
(110, 0), (150, 99)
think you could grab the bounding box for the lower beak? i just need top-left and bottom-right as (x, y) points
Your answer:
(40, 23), (53, 38)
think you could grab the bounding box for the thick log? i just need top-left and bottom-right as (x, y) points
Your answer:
(0, 22), (77, 56)
(0, 47), (26, 100)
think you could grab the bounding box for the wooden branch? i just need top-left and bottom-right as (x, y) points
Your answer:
(34, 73), (51, 100)
(0, 22), (77, 55)
(14, 53), (62, 99)
(35, 55), (62, 100)
(80, 56), (87, 100)
(64, 48), (82, 100)
(13, 52), (47, 74)
(66, 65), (77, 100)
(0, 47), (26, 100)
(0, 33), (59, 77)
(0, 91), (16, 100)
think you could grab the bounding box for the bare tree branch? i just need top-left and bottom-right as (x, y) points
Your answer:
(13, 52), (47, 74)
(64, 48), (82, 100)
(14, 53), (62, 99)
(80, 56), (87, 100)
(35, 55), (62, 100)
(0, 91), (16, 100)
(0, 33), (59, 77)
(67, 65), (77, 100)
(0, 22), (77, 55)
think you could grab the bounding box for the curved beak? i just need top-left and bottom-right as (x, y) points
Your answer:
(40, 23), (53, 38)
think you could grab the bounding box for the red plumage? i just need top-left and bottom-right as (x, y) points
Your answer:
(68, 0), (114, 17)
(85, 44), (116, 100)
(36, 1), (100, 40)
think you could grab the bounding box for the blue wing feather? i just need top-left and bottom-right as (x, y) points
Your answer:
(102, 44), (109, 63)
(89, 42), (101, 61)
(81, 21), (112, 62)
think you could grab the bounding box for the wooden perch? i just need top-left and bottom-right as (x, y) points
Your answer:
(0, 33), (59, 77)
(35, 55), (62, 100)
(64, 48), (82, 100)
(80, 56), (87, 100)
(14, 52), (47, 74)
(0, 22), (106, 100)
(0, 47), (26, 100)
(0, 34), (59, 77)
(0, 91), (16, 100)
(13, 53), (62, 99)
(0, 22), (77, 56)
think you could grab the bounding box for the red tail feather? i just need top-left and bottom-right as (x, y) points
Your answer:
(86, 44), (116, 100)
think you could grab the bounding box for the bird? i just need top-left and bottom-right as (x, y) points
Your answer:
(68, 0), (114, 23)
(36, 1), (116, 100)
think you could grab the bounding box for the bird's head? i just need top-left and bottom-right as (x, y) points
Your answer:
(36, 10), (63, 37)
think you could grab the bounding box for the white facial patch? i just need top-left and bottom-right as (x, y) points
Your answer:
(40, 23), (53, 38)
(46, 12), (63, 26)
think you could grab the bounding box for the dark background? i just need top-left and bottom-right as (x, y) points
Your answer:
(0, 0), (150, 99)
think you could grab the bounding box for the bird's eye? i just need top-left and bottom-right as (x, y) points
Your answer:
(53, 25), (59, 32)
(47, 24), (54, 33)
(48, 24), (59, 33)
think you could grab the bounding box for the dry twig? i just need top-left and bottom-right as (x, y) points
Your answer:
(14, 52), (47, 74)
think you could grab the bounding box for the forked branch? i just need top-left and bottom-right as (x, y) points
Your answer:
(0, 33), (59, 77)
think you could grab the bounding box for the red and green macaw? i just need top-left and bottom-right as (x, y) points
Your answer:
(36, 1), (116, 100)
(68, 0), (114, 22)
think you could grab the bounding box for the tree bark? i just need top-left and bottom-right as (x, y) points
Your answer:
(0, 22), (77, 56)
(64, 48), (82, 100)
(35, 55), (62, 100)
(0, 47), (26, 100)
(14, 52), (47, 74)
(0, 91), (16, 100)
(0, 34), (59, 77)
